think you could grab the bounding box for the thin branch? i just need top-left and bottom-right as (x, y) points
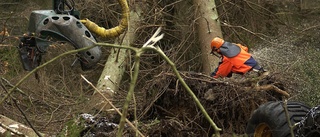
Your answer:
(0, 78), (43, 137)
(254, 84), (290, 98)
(96, 27), (222, 137)
(0, 44), (12, 47)
(80, 75), (145, 137)
(221, 21), (270, 39)
(0, 44), (97, 105)
(117, 52), (141, 137)
(282, 100), (295, 137)
(1, 27), (221, 136)
(0, 77), (26, 95)
(1, 11), (14, 42)
(154, 46), (222, 136)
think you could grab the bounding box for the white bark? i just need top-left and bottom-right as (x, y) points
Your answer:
(0, 115), (45, 137)
(91, 4), (142, 110)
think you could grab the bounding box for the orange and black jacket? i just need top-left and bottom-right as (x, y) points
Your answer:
(211, 43), (259, 78)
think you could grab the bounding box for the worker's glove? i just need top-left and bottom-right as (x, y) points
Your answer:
(210, 72), (216, 77)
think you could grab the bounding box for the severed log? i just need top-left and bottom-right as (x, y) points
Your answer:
(0, 114), (47, 137)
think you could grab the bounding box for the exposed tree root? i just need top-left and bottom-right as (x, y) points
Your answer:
(133, 71), (291, 136)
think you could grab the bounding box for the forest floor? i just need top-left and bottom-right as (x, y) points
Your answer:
(1, 0), (320, 137)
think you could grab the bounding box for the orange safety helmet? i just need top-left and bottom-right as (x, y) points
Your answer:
(211, 37), (224, 50)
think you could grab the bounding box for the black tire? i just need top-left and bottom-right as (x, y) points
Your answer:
(246, 101), (310, 137)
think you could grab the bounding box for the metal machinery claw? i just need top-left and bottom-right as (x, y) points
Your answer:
(18, 0), (101, 71)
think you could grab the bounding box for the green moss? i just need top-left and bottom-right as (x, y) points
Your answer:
(57, 118), (86, 137)
(295, 48), (320, 107)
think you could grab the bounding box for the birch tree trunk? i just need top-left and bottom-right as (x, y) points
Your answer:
(90, 4), (141, 111)
(193, 0), (223, 74)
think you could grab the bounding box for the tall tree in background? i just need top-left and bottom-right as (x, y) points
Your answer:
(193, 0), (222, 74)
(90, 0), (224, 110)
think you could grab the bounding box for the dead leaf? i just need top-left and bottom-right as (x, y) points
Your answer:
(0, 28), (9, 37)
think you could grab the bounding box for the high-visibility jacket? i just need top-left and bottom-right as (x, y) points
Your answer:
(212, 44), (259, 78)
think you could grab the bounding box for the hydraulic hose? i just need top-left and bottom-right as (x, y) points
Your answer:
(80, 0), (129, 38)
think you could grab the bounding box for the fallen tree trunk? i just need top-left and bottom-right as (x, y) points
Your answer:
(0, 115), (46, 137)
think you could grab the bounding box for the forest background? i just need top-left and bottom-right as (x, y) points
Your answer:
(1, 0), (320, 136)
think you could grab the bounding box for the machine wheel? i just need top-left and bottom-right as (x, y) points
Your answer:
(246, 101), (310, 137)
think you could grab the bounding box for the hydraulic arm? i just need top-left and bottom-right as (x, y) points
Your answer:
(18, 0), (101, 71)
(18, 0), (129, 71)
